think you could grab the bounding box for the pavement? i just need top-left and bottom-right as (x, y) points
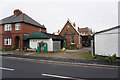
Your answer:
(0, 52), (120, 69)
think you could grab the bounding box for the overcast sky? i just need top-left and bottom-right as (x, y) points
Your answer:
(0, 0), (119, 33)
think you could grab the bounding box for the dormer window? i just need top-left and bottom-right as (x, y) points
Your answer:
(15, 23), (20, 30)
(4, 24), (12, 31)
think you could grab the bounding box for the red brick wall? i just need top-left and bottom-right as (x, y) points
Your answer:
(59, 21), (80, 47)
(21, 23), (46, 34)
(1, 23), (47, 50)
(0, 35), (2, 47)
(0, 25), (3, 47)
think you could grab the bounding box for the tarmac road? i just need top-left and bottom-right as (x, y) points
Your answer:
(0, 57), (119, 80)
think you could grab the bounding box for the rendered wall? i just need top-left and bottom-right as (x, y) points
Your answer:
(95, 28), (119, 57)
(29, 38), (53, 51)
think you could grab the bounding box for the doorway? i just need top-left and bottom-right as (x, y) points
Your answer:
(14, 36), (20, 49)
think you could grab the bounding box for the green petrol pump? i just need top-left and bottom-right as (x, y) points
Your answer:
(44, 42), (48, 52)
(37, 42), (41, 52)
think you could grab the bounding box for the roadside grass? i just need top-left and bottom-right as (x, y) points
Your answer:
(29, 51), (93, 60)
(3, 48), (120, 62)
(82, 53), (93, 59)
(115, 58), (120, 62)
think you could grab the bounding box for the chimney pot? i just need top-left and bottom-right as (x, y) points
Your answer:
(14, 9), (22, 16)
(58, 30), (60, 33)
(73, 22), (76, 27)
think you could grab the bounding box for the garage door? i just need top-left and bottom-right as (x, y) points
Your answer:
(53, 41), (61, 51)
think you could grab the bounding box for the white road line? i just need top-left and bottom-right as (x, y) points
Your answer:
(0, 67), (14, 71)
(42, 73), (85, 80)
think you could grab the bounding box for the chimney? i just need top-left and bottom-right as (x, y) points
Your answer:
(58, 30), (60, 33)
(42, 25), (45, 27)
(73, 22), (76, 27)
(14, 9), (22, 16)
(78, 27), (79, 31)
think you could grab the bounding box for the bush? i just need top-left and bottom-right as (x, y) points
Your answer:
(6, 48), (12, 51)
(105, 54), (117, 62)
(92, 55), (104, 60)
(0, 47), (4, 51)
(67, 44), (78, 50)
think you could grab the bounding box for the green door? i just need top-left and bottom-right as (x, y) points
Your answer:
(37, 43), (41, 52)
(44, 42), (48, 52)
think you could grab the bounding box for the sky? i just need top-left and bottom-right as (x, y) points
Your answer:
(0, 0), (119, 33)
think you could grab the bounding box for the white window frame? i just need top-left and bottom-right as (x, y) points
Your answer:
(4, 38), (11, 45)
(4, 24), (12, 31)
(15, 23), (20, 30)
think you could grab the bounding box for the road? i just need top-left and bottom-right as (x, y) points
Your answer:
(0, 56), (119, 80)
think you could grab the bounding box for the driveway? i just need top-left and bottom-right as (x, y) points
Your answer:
(1, 47), (92, 60)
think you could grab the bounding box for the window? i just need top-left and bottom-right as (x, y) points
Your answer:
(71, 36), (74, 44)
(33, 40), (37, 42)
(39, 28), (41, 32)
(15, 23), (20, 30)
(81, 32), (85, 35)
(4, 24), (12, 31)
(4, 38), (11, 45)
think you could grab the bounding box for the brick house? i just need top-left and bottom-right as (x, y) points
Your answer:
(59, 19), (81, 48)
(78, 27), (93, 47)
(0, 9), (46, 50)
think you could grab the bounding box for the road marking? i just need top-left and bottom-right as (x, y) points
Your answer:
(42, 73), (85, 80)
(0, 67), (14, 71)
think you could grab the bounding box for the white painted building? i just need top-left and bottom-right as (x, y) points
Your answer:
(92, 26), (120, 57)
(28, 32), (64, 52)
(30, 38), (53, 51)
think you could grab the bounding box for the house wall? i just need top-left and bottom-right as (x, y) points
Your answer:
(95, 28), (119, 57)
(59, 21), (80, 47)
(1, 23), (46, 50)
(29, 38), (53, 51)
(118, 28), (120, 57)
(21, 23), (46, 34)
(0, 25), (2, 47)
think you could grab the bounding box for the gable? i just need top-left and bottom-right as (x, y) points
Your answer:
(59, 21), (79, 36)
(0, 10), (46, 29)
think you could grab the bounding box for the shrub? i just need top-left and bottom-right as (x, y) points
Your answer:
(67, 44), (78, 50)
(92, 56), (96, 59)
(92, 55), (104, 60)
(105, 54), (117, 62)
(6, 48), (12, 51)
(0, 47), (4, 51)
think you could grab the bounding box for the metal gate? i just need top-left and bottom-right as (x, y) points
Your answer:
(53, 41), (61, 51)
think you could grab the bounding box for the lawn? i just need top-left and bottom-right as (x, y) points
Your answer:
(3, 48), (120, 62)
